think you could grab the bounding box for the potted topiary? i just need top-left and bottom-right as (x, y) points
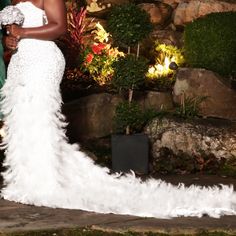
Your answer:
(111, 55), (152, 174)
(106, 3), (153, 174)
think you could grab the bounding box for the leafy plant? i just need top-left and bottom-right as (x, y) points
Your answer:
(81, 23), (124, 85)
(184, 11), (236, 78)
(174, 93), (208, 119)
(146, 43), (185, 91)
(114, 102), (144, 134)
(114, 101), (158, 134)
(57, 4), (90, 68)
(67, 7), (88, 46)
(107, 3), (153, 48)
(220, 157), (236, 177)
(155, 43), (185, 67)
(112, 54), (148, 91)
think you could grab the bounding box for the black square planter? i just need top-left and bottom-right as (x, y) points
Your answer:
(111, 133), (149, 174)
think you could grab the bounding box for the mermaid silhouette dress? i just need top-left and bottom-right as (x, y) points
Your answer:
(0, 1), (236, 218)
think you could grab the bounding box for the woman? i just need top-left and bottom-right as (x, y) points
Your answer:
(1, 0), (236, 218)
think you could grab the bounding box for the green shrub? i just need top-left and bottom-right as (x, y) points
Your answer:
(112, 54), (149, 90)
(174, 94), (208, 119)
(114, 101), (159, 134)
(107, 3), (153, 47)
(184, 11), (236, 77)
(114, 101), (144, 134)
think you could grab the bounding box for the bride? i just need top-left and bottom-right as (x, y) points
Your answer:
(0, 0), (236, 219)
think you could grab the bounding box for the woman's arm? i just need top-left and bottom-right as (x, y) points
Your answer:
(8, 0), (67, 40)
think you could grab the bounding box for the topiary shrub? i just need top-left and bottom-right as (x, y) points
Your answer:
(184, 11), (236, 78)
(114, 101), (159, 134)
(112, 54), (149, 134)
(114, 101), (144, 134)
(107, 3), (153, 47)
(112, 54), (148, 90)
(107, 3), (152, 135)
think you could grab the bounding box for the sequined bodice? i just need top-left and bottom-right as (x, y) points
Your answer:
(16, 1), (47, 27)
(13, 1), (57, 53)
(7, 1), (65, 86)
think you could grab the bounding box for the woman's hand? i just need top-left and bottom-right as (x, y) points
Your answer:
(3, 35), (19, 51)
(6, 24), (24, 40)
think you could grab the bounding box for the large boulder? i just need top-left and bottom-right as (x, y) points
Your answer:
(173, 0), (236, 26)
(173, 68), (236, 121)
(63, 93), (122, 141)
(145, 117), (236, 174)
(138, 91), (174, 112)
(138, 2), (172, 28)
(162, 0), (181, 9)
(149, 29), (183, 47)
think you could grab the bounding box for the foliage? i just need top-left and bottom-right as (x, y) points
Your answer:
(81, 42), (124, 85)
(114, 101), (158, 134)
(81, 23), (124, 85)
(146, 43), (185, 91)
(62, 3), (124, 85)
(107, 3), (153, 47)
(184, 11), (236, 78)
(57, 3), (89, 68)
(67, 7), (88, 46)
(112, 54), (149, 90)
(155, 43), (185, 67)
(174, 94), (207, 119)
(220, 157), (236, 177)
(114, 102), (143, 134)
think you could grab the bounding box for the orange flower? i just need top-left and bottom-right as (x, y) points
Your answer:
(85, 53), (94, 63)
(91, 43), (106, 55)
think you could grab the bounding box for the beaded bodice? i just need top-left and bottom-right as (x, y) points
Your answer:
(16, 1), (47, 28)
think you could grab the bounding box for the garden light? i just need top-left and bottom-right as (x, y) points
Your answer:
(169, 61), (178, 70)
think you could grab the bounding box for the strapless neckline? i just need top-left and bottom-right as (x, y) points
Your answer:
(15, 1), (44, 12)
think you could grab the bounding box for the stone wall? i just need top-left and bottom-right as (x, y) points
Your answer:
(145, 117), (236, 174)
(83, 0), (236, 49)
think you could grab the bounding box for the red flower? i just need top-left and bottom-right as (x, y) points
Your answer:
(85, 53), (94, 63)
(91, 43), (106, 55)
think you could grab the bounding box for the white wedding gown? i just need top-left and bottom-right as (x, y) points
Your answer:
(0, 1), (236, 219)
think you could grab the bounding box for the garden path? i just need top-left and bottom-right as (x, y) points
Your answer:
(1, 175), (236, 235)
